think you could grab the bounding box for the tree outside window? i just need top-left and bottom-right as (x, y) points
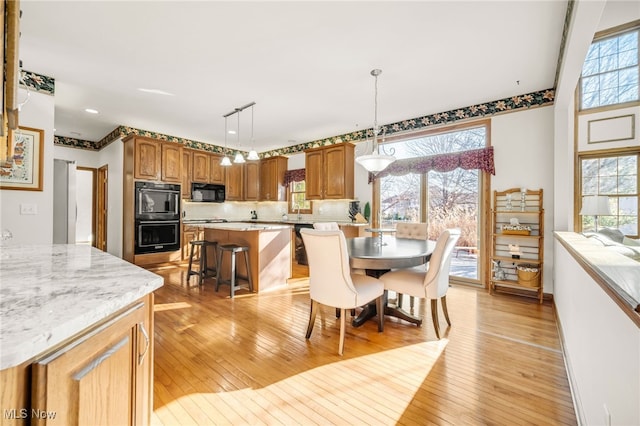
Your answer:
(580, 28), (639, 110)
(288, 181), (312, 214)
(580, 153), (638, 236)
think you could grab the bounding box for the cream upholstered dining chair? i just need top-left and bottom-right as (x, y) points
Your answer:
(379, 228), (460, 339)
(313, 222), (340, 230)
(394, 222), (429, 309)
(300, 228), (385, 355)
(395, 222), (428, 240)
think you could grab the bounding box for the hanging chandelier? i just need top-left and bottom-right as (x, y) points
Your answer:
(220, 116), (232, 166)
(247, 104), (260, 161)
(233, 109), (245, 164)
(221, 102), (256, 165)
(355, 69), (396, 173)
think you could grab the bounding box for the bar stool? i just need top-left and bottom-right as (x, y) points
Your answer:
(187, 240), (217, 285)
(215, 244), (253, 298)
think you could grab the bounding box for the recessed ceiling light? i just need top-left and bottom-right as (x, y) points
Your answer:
(137, 88), (174, 96)
(228, 130), (236, 135)
(85, 108), (99, 114)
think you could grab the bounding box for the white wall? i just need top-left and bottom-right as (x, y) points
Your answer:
(554, 238), (640, 426)
(52, 141), (124, 257)
(0, 88), (55, 244)
(53, 145), (101, 167)
(97, 139), (124, 257)
(491, 106), (555, 292)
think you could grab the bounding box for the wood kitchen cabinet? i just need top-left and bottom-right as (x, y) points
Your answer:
(244, 162), (260, 201)
(209, 154), (225, 184)
(225, 163), (244, 201)
(305, 143), (354, 199)
(6, 294), (155, 426)
(181, 149), (192, 198)
(182, 224), (204, 261)
(161, 143), (182, 182)
(192, 150), (210, 183)
(130, 136), (182, 183)
(191, 150), (226, 185)
(259, 156), (288, 201)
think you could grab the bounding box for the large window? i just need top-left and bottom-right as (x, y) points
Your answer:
(379, 124), (487, 283)
(580, 152), (639, 237)
(580, 28), (639, 110)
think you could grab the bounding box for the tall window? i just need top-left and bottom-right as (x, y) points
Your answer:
(580, 153), (639, 237)
(580, 28), (639, 110)
(379, 124), (487, 283)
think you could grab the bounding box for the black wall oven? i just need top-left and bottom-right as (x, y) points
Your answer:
(135, 220), (180, 254)
(134, 181), (181, 254)
(135, 181), (181, 221)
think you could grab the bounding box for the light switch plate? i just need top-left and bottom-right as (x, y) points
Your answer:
(20, 203), (38, 215)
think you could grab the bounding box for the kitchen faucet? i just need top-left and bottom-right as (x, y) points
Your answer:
(297, 204), (301, 220)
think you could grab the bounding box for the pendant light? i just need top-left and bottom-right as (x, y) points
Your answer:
(220, 116), (232, 166)
(247, 104), (260, 160)
(355, 69), (396, 173)
(233, 109), (245, 163)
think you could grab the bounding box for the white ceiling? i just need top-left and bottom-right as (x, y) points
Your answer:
(19, 1), (568, 152)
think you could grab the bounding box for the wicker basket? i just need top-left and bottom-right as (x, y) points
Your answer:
(502, 229), (531, 235)
(517, 264), (540, 287)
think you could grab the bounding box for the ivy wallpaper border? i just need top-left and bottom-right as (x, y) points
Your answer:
(54, 88), (555, 155)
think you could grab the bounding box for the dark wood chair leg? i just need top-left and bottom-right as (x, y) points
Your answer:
(376, 295), (384, 332)
(431, 299), (440, 339)
(441, 295), (451, 326)
(306, 300), (318, 339)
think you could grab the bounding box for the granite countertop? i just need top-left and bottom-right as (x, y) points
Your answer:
(199, 222), (292, 231)
(185, 218), (370, 227)
(0, 244), (163, 370)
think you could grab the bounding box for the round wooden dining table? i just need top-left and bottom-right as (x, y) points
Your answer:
(346, 236), (436, 327)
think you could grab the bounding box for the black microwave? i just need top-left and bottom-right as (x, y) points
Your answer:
(191, 182), (225, 202)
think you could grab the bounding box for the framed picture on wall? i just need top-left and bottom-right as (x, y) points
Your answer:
(0, 126), (44, 191)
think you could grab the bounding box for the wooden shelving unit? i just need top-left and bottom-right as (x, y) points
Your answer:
(489, 188), (544, 303)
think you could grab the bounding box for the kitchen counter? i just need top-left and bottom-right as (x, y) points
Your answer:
(0, 244), (163, 370)
(203, 225), (291, 293)
(200, 222), (292, 231)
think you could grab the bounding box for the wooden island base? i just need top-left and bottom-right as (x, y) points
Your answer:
(204, 226), (292, 293)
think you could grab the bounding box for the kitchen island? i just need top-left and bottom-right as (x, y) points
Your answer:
(0, 244), (163, 425)
(202, 222), (292, 293)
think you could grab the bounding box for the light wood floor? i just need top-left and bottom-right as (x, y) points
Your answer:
(149, 264), (577, 425)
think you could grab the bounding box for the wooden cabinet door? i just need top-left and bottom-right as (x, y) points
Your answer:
(305, 149), (324, 199)
(32, 300), (151, 426)
(244, 162), (260, 201)
(324, 145), (346, 199)
(260, 158), (275, 200)
(181, 150), (192, 198)
(209, 154), (225, 184)
(259, 157), (288, 201)
(192, 151), (210, 183)
(225, 163), (243, 201)
(161, 143), (182, 182)
(134, 139), (161, 181)
(324, 144), (354, 199)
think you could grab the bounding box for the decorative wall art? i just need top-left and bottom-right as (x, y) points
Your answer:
(0, 126), (44, 191)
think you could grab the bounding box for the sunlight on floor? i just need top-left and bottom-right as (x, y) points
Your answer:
(154, 302), (192, 312)
(152, 339), (448, 425)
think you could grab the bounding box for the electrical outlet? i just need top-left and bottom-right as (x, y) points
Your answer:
(603, 404), (611, 426)
(20, 203), (38, 215)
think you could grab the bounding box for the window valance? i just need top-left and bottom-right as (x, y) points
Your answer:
(369, 146), (495, 182)
(284, 168), (306, 186)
